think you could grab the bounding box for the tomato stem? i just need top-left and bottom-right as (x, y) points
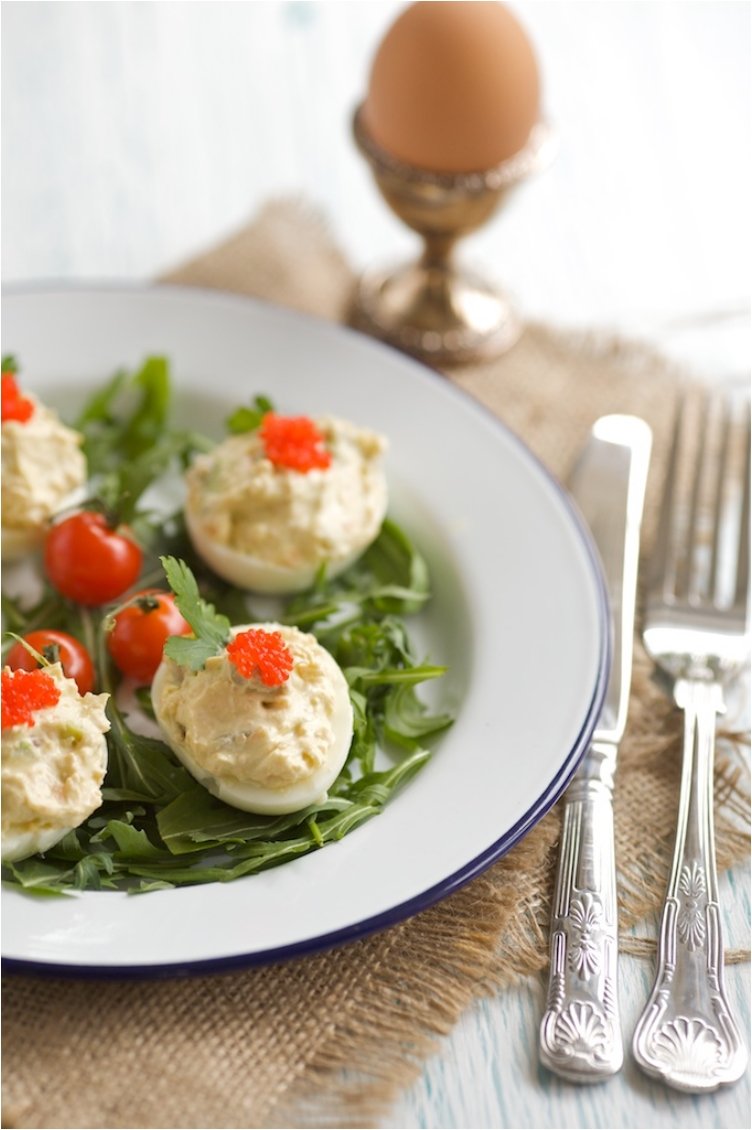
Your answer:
(2, 632), (47, 667)
(42, 643), (61, 666)
(136, 595), (161, 613)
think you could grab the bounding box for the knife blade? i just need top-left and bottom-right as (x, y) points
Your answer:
(539, 414), (652, 1083)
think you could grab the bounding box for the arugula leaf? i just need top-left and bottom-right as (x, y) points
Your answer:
(1, 587), (84, 661)
(93, 820), (168, 861)
(75, 369), (130, 476)
(335, 617), (412, 670)
(342, 748), (431, 804)
(2, 857), (73, 894)
(75, 357), (211, 521)
(134, 879), (176, 893)
(75, 367), (128, 429)
(119, 356), (171, 459)
(103, 698), (194, 804)
(72, 854), (118, 891)
(384, 682), (455, 750)
(349, 664), (447, 688)
(359, 519), (430, 614)
(156, 787), (350, 854)
(50, 829), (89, 861)
(77, 357), (170, 468)
(225, 394), (275, 434)
(161, 556), (231, 670)
(95, 433), (197, 525)
(1, 592), (31, 634)
(134, 686), (156, 719)
(348, 688), (376, 773)
(283, 521), (430, 634)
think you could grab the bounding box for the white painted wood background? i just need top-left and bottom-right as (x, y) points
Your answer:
(2, 3), (750, 1128)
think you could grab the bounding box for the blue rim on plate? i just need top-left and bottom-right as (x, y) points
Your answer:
(1, 283), (611, 979)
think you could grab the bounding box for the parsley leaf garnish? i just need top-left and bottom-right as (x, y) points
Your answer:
(225, 394), (274, 435)
(161, 556), (231, 670)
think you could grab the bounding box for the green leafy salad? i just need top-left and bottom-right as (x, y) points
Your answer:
(1, 357), (453, 893)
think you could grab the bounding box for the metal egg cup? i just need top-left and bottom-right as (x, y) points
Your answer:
(351, 106), (554, 366)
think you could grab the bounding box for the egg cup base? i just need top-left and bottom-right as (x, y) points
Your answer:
(350, 259), (521, 366)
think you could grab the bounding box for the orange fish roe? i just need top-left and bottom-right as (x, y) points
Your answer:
(2, 668), (61, 729)
(259, 413), (331, 473)
(1, 371), (34, 424)
(226, 629), (294, 687)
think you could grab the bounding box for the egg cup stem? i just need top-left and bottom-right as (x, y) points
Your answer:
(421, 232), (457, 268)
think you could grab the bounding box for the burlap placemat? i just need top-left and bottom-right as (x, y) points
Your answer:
(2, 200), (749, 1130)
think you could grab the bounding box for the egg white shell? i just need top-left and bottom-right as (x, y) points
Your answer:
(1, 730), (108, 863)
(151, 625), (354, 815)
(2, 823), (77, 864)
(184, 501), (380, 595)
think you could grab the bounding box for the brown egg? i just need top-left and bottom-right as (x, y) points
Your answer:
(362, 1), (541, 173)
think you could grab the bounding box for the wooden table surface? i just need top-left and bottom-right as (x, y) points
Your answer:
(2, 3), (749, 1128)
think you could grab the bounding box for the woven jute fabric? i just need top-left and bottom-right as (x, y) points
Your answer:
(2, 200), (749, 1130)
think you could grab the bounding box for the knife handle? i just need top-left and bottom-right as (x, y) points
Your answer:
(539, 741), (624, 1081)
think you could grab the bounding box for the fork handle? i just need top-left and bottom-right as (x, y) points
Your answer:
(632, 678), (747, 1091)
(539, 740), (623, 1081)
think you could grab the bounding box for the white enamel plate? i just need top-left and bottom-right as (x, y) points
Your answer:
(1, 286), (608, 976)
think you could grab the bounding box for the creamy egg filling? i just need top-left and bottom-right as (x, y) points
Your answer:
(1, 397), (87, 558)
(152, 623), (354, 814)
(1, 664), (110, 862)
(184, 416), (387, 590)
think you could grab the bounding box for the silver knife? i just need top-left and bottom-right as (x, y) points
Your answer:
(539, 414), (652, 1082)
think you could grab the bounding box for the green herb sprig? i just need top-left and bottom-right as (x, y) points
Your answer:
(160, 556), (231, 670)
(76, 356), (212, 524)
(225, 394), (274, 434)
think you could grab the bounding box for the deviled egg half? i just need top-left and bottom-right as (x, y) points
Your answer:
(152, 622), (354, 815)
(1, 664), (110, 862)
(1, 368), (87, 560)
(184, 413), (388, 594)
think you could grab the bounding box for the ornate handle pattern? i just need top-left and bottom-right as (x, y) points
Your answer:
(632, 678), (747, 1092)
(539, 742), (623, 1081)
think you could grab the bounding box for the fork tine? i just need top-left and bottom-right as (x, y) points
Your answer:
(733, 407), (750, 611)
(707, 395), (731, 602)
(683, 390), (710, 600)
(650, 393), (685, 600)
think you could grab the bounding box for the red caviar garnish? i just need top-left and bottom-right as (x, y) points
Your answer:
(259, 413), (331, 473)
(1, 371), (34, 424)
(226, 629), (294, 687)
(2, 668), (61, 729)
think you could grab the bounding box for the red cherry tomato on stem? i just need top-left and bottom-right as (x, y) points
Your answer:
(6, 629), (95, 695)
(44, 511), (143, 605)
(107, 590), (191, 684)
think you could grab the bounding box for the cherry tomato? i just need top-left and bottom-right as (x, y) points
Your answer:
(6, 629), (95, 695)
(107, 590), (191, 684)
(44, 511), (143, 606)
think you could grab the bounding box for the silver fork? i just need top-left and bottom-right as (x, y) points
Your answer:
(632, 388), (749, 1092)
